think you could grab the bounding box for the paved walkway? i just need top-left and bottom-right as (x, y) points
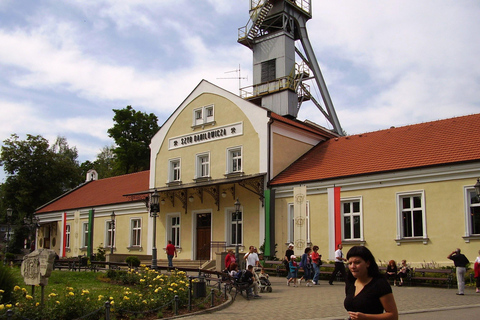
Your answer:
(184, 276), (480, 320)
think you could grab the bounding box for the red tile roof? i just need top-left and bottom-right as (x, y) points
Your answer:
(36, 171), (149, 214)
(270, 113), (480, 186)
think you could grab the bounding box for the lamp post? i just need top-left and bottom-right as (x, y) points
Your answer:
(234, 198), (241, 263)
(110, 211), (116, 255)
(150, 189), (160, 269)
(474, 178), (480, 200)
(4, 208), (13, 265)
(24, 215), (40, 251)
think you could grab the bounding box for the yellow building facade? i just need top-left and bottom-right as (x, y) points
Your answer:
(145, 80), (333, 262)
(270, 114), (480, 267)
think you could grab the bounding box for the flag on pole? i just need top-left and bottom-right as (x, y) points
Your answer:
(87, 209), (95, 258)
(334, 186), (341, 248)
(328, 186), (342, 258)
(61, 212), (67, 257)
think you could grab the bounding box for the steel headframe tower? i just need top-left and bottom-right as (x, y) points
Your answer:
(238, 0), (344, 135)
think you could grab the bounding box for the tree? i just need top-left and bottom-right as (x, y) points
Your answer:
(80, 145), (118, 179)
(0, 134), (82, 252)
(107, 106), (159, 174)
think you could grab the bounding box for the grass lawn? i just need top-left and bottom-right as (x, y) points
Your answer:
(10, 267), (125, 297)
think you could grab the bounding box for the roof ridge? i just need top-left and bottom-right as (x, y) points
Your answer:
(95, 170), (149, 181)
(35, 180), (92, 211)
(347, 113), (479, 136)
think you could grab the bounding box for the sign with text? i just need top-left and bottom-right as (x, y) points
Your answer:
(168, 122), (243, 150)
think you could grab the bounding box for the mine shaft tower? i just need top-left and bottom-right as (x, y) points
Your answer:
(238, 0), (344, 135)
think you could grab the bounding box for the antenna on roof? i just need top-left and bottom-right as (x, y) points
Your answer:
(217, 64), (248, 95)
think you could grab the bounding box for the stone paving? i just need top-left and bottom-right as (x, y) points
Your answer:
(184, 276), (480, 320)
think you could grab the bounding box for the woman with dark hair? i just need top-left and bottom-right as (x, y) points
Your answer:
(344, 246), (398, 320)
(300, 247), (314, 286)
(386, 260), (398, 286)
(311, 245), (322, 285)
(284, 243), (295, 285)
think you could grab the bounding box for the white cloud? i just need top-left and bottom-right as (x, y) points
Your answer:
(298, 0), (480, 134)
(1, 0), (479, 178)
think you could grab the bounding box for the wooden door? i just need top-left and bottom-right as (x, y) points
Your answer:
(196, 213), (211, 260)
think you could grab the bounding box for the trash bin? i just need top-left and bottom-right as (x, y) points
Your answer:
(193, 277), (206, 298)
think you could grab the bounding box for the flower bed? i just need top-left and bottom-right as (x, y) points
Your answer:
(0, 266), (225, 319)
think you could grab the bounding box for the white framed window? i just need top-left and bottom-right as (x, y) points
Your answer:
(287, 201), (311, 244)
(195, 109), (202, 120)
(167, 214), (180, 247)
(227, 207), (243, 246)
(396, 191), (427, 239)
(342, 198), (363, 241)
(106, 220), (115, 248)
(169, 158), (181, 182)
(65, 224), (71, 249)
(196, 153), (210, 178)
(130, 218), (142, 247)
(193, 104), (215, 126)
(464, 188), (480, 237)
(81, 222), (89, 248)
(205, 105), (214, 122)
(227, 147), (242, 174)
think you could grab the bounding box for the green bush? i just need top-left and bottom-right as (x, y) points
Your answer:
(126, 256), (141, 268)
(0, 264), (16, 303)
(5, 253), (15, 261)
(95, 244), (106, 262)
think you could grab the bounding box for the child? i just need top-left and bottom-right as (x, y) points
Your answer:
(259, 266), (269, 279)
(287, 255), (298, 287)
(259, 266), (271, 286)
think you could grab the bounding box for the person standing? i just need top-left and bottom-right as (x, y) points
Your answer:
(447, 248), (470, 295)
(166, 240), (177, 268)
(225, 249), (236, 271)
(474, 250), (480, 293)
(344, 246), (398, 319)
(244, 245), (260, 269)
(300, 247), (314, 286)
(284, 243), (295, 284)
(329, 243), (347, 285)
(311, 245), (322, 285)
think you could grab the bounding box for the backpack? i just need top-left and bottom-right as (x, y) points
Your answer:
(235, 270), (246, 282)
(236, 270), (252, 284)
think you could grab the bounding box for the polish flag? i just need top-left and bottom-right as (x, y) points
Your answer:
(328, 186), (342, 257)
(333, 186), (341, 247)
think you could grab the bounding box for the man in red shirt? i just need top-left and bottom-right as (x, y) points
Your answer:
(166, 240), (177, 268)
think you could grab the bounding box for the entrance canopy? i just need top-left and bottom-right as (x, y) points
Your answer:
(125, 173), (266, 213)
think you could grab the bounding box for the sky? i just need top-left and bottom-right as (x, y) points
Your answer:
(1, 0), (479, 182)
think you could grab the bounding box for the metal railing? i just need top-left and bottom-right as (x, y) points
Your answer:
(249, 0), (311, 15)
(240, 76), (295, 99)
(0, 274), (225, 320)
